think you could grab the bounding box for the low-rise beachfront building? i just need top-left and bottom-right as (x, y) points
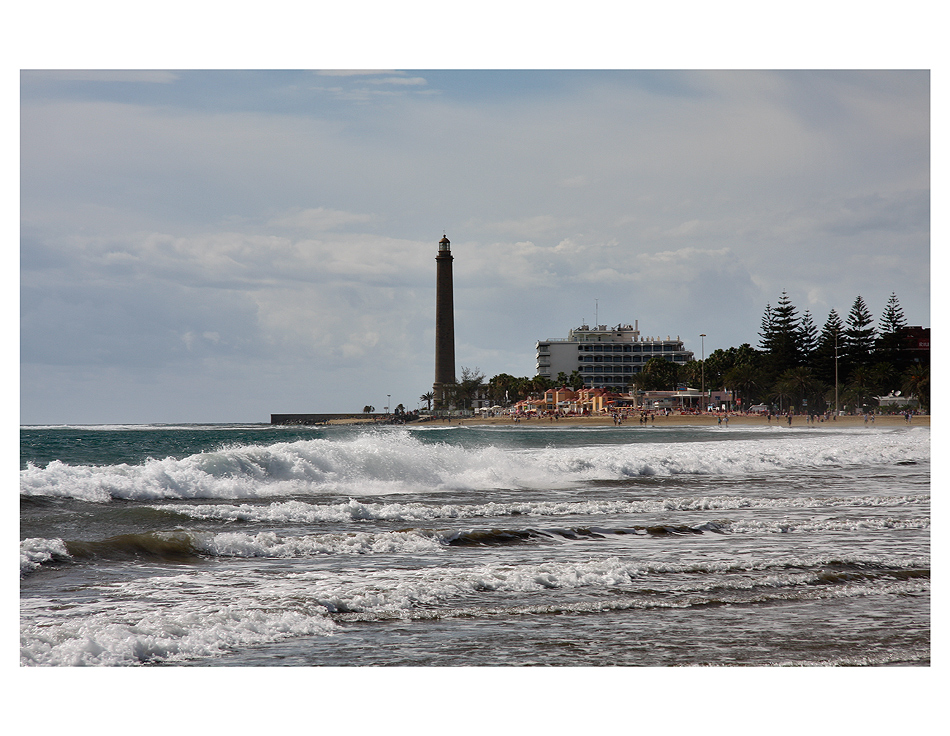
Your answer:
(639, 389), (701, 411)
(636, 388), (734, 411)
(511, 387), (620, 415)
(541, 387), (579, 412)
(511, 398), (546, 415)
(707, 389), (735, 411)
(575, 387), (618, 414)
(876, 392), (920, 410)
(536, 322), (695, 391)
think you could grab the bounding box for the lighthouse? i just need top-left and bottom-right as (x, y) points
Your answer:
(433, 234), (456, 409)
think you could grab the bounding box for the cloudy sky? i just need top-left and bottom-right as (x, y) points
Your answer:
(20, 68), (930, 423)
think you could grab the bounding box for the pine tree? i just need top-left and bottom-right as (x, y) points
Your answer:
(799, 310), (818, 363)
(758, 303), (775, 353)
(812, 309), (844, 385)
(879, 292), (907, 334)
(875, 292), (909, 368)
(844, 296), (876, 372)
(770, 291), (802, 371)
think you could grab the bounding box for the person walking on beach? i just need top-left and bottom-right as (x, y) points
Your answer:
(787, 413), (792, 427)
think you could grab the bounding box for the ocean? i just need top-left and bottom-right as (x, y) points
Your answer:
(20, 422), (930, 667)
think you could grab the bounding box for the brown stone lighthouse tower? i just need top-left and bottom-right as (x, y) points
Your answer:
(433, 234), (456, 409)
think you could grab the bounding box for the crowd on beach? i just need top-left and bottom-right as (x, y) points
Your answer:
(439, 405), (927, 427)
(325, 402), (925, 428)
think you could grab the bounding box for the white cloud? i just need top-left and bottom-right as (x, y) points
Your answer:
(314, 70), (404, 77)
(18, 70), (930, 422)
(269, 207), (374, 232)
(366, 76), (428, 86)
(478, 215), (577, 240)
(26, 70), (179, 83)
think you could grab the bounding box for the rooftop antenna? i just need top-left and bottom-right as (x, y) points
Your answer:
(595, 299), (599, 327)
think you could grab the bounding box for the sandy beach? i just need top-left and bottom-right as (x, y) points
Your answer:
(445, 413), (929, 428)
(328, 413), (929, 428)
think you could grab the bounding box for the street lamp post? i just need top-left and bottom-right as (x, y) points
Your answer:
(700, 333), (706, 412)
(387, 395), (391, 414)
(834, 330), (839, 419)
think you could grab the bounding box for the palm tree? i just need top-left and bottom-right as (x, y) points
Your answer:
(420, 392), (434, 411)
(568, 370), (584, 390)
(781, 366), (822, 413)
(724, 364), (761, 410)
(770, 377), (797, 412)
(824, 384), (844, 414)
(842, 366), (875, 413)
(902, 364), (929, 412)
(869, 362), (898, 397)
(529, 375), (554, 397)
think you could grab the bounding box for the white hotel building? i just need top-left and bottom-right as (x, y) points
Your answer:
(536, 322), (695, 391)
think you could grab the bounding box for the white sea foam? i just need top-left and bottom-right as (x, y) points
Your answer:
(158, 493), (930, 524)
(20, 595), (337, 666)
(195, 529), (447, 558)
(20, 427), (930, 502)
(724, 517), (930, 534)
(20, 551), (928, 665)
(20, 538), (71, 575)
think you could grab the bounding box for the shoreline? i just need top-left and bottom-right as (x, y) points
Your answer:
(331, 414), (928, 428)
(453, 414), (929, 428)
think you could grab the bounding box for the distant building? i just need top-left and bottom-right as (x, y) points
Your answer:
(898, 326), (930, 365)
(536, 322), (694, 391)
(541, 387), (578, 412)
(876, 392), (919, 409)
(513, 387), (618, 415)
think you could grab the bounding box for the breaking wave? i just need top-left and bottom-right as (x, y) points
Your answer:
(20, 428), (930, 503)
(20, 509), (929, 576)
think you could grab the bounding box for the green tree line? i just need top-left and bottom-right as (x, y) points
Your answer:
(417, 292), (928, 413)
(630, 291), (927, 412)
(636, 291), (928, 413)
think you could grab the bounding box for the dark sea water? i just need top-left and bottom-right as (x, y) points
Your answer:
(20, 422), (930, 667)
